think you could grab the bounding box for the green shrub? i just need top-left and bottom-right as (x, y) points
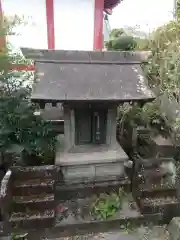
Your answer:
(0, 16), (58, 167)
(91, 188), (124, 220)
(106, 36), (137, 51)
(0, 89), (58, 166)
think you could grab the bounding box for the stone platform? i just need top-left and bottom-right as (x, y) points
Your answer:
(55, 136), (129, 184)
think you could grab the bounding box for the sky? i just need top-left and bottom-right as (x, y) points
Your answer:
(2, 0), (175, 49)
(110, 0), (174, 33)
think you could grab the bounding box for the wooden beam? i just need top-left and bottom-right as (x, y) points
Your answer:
(9, 64), (35, 71)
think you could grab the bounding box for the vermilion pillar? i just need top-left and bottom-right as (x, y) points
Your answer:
(93, 0), (104, 50)
(46, 0), (55, 49)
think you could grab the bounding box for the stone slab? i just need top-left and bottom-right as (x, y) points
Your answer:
(55, 143), (128, 166)
(60, 161), (127, 184)
(168, 217), (180, 240)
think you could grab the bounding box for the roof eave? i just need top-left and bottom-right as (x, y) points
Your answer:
(104, 0), (121, 14)
(31, 97), (155, 104)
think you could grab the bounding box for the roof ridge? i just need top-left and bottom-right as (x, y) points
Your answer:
(21, 48), (151, 63)
(35, 60), (142, 64)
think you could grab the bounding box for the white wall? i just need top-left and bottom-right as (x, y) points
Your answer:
(2, 0), (48, 49)
(2, 0), (95, 51)
(54, 0), (95, 50)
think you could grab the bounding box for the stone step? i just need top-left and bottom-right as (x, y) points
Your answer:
(139, 196), (180, 215)
(9, 209), (55, 229)
(14, 178), (55, 188)
(138, 164), (174, 181)
(56, 179), (131, 200)
(138, 157), (174, 168)
(139, 183), (176, 197)
(13, 178), (55, 195)
(11, 165), (56, 180)
(12, 194), (55, 212)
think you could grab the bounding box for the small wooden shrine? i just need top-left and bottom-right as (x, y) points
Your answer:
(21, 48), (155, 185)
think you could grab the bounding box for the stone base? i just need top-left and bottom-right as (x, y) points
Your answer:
(55, 143), (129, 184)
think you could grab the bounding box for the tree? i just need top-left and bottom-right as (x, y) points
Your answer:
(139, 19), (180, 141)
(109, 28), (125, 39)
(143, 21), (180, 97)
(0, 15), (58, 167)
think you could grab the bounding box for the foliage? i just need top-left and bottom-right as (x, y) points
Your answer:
(106, 27), (150, 51)
(109, 28), (125, 39)
(0, 90), (57, 165)
(173, 117), (180, 133)
(106, 28), (138, 51)
(10, 233), (28, 240)
(171, 117), (180, 145)
(0, 15), (58, 166)
(106, 35), (137, 51)
(91, 188), (124, 220)
(134, 37), (149, 50)
(140, 20), (180, 143)
(117, 20), (180, 143)
(2, 15), (28, 37)
(143, 21), (180, 97)
(176, 0), (180, 22)
(107, 19), (180, 149)
(118, 102), (169, 137)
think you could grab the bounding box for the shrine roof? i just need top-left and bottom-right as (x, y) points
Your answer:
(21, 48), (155, 103)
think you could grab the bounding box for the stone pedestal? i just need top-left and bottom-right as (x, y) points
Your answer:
(55, 103), (129, 185)
(56, 141), (129, 184)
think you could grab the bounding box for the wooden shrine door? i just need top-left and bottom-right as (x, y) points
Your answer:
(75, 108), (107, 145)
